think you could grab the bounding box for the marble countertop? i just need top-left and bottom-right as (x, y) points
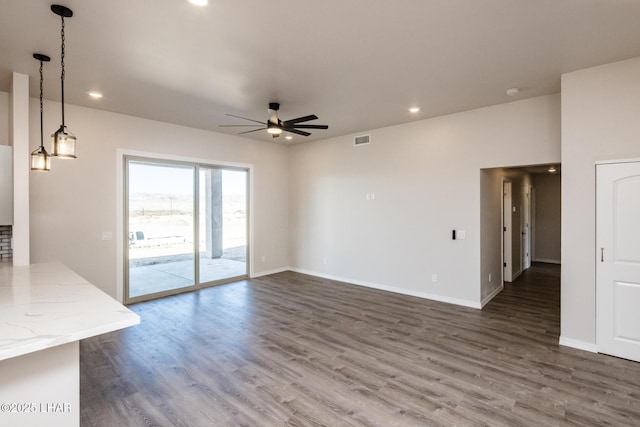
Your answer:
(0, 262), (140, 361)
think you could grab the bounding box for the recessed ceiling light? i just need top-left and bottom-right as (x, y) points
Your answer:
(548, 166), (557, 173)
(506, 87), (520, 97)
(285, 136), (293, 140)
(88, 91), (103, 99)
(188, 0), (208, 6)
(408, 107), (420, 113)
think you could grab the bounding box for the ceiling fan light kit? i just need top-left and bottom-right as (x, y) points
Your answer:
(221, 102), (328, 139)
(267, 122), (282, 135)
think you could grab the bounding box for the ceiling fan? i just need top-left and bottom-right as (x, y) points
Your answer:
(220, 103), (328, 138)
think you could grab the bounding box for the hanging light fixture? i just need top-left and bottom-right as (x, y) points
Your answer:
(31, 53), (52, 171)
(50, 4), (76, 159)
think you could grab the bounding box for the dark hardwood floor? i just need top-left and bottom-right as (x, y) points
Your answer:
(80, 263), (640, 426)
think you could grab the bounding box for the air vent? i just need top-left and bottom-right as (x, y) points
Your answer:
(354, 134), (371, 146)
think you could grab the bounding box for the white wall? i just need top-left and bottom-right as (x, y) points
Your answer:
(0, 91), (8, 146)
(533, 172), (561, 263)
(480, 167), (504, 303)
(561, 56), (640, 347)
(289, 95), (560, 307)
(23, 97), (289, 298)
(10, 74), (30, 266)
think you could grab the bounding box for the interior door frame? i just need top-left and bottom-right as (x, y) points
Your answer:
(115, 149), (253, 304)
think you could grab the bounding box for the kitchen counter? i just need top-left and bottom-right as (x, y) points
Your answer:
(0, 262), (140, 427)
(0, 262), (139, 361)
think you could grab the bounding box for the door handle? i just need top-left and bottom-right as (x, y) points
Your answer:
(601, 248), (604, 262)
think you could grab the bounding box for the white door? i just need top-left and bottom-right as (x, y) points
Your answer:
(530, 186), (536, 263)
(522, 185), (531, 270)
(503, 181), (513, 282)
(596, 161), (640, 362)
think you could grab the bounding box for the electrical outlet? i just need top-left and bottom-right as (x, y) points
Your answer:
(489, 273), (492, 282)
(261, 255), (266, 263)
(101, 231), (112, 241)
(432, 274), (438, 283)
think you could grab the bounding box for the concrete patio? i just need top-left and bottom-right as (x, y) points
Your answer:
(128, 246), (247, 298)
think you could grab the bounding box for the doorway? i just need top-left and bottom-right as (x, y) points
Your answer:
(480, 165), (560, 305)
(125, 157), (248, 303)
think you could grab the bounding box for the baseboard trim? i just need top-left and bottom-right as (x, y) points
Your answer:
(250, 267), (290, 278)
(510, 269), (522, 282)
(559, 336), (598, 353)
(481, 284), (504, 308)
(534, 258), (561, 265)
(289, 268), (482, 309)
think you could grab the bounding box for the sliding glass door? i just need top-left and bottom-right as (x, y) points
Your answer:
(198, 167), (248, 284)
(125, 157), (248, 303)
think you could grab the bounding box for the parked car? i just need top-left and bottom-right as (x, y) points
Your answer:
(128, 230), (186, 247)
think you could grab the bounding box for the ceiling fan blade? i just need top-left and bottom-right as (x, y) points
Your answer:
(283, 128), (311, 137)
(225, 113), (265, 125)
(218, 124), (264, 127)
(282, 115), (318, 126)
(238, 128), (266, 134)
(289, 124), (328, 130)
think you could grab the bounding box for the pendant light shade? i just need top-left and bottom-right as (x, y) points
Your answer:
(52, 125), (76, 158)
(31, 53), (51, 172)
(51, 4), (76, 159)
(31, 145), (52, 171)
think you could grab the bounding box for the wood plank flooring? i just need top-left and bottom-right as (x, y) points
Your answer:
(80, 263), (640, 426)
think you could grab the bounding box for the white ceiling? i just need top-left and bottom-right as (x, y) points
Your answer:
(2, 0), (640, 144)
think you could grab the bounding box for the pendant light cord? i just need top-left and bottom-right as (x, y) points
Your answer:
(39, 60), (44, 149)
(60, 15), (66, 127)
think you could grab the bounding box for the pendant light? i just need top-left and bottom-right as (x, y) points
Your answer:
(50, 4), (76, 159)
(31, 53), (52, 171)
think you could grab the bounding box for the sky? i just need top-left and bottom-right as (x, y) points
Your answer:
(128, 162), (247, 196)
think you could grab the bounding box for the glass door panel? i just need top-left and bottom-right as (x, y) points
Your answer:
(127, 160), (195, 300)
(198, 167), (247, 284)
